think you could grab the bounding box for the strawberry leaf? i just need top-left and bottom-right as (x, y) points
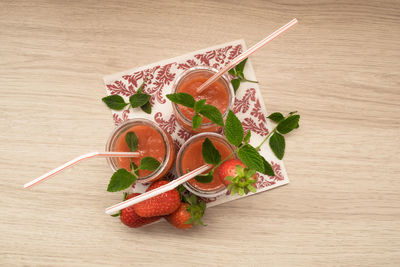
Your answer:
(107, 169), (137, 192)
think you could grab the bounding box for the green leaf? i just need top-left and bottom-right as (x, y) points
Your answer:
(260, 157), (275, 176)
(194, 99), (206, 113)
(129, 93), (151, 108)
(140, 101), (152, 114)
(107, 169), (137, 192)
(136, 83), (144, 94)
(102, 95), (129, 110)
(195, 173), (213, 183)
(225, 110), (244, 147)
(139, 157), (160, 171)
(235, 58), (248, 74)
(110, 212), (120, 217)
(166, 93), (195, 108)
(199, 104), (224, 126)
(235, 165), (245, 177)
(228, 68), (236, 76)
(237, 144), (264, 173)
(268, 112), (284, 123)
(289, 111), (297, 115)
(269, 132), (285, 160)
(244, 131), (251, 143)
(125, 132), (138, 152)
(247, 184), (257, 193)
(192, 114), (202, 130)
(231, 78), (240, 93)
(202, 138), (221, 165)
(277, 115), (300, 134)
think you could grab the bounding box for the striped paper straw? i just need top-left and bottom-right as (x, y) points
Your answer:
(105, 164), (212, 215)
(196, 18), (298, 94)
(24, 151), (140, 189)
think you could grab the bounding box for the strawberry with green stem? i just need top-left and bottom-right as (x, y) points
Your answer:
(166, 194), (206, 229)
(196, 110), (300, 196)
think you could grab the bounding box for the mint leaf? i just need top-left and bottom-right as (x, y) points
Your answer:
(107, 169), (137, 192)
(228, 68), (236, 76)
(231, 78), (240, 93)
(225, 110), (243, 147)
(268, 112), (284, 123)
(235, 58), (247, 74)
(260, 156), (274, 176)
(102, 95), (129, 110)
(237, 144), (264, 173)
(194, 99), (206, 113)
(269, 132), (285, 160)
(166, 93), (195, 108)
(129, 161), (139, 176)
(277, 115), (300, 134)
(139, 157), (160, 171)
(125, 132), (138, 152)
(129, 93), (151, 108)
(192, 114), (202, 130)
(140, 101), (152, 114)
(244, 131), (251, 143)
(195, 173), (213, 183)
(199, 104), (224, 126)
(202, 138), (221, 165)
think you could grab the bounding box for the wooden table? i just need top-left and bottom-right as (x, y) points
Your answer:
(1, 0), (399, 266)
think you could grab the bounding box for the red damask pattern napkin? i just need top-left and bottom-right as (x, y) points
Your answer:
(103, 40), (289, 207)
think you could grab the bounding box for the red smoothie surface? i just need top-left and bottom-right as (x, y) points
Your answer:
(177, 71), (229, 123)
(181, 137), (234, 191)
(115, 124), (167, 178)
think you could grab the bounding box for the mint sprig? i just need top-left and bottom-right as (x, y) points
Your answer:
(166, 93), (224, 130)
(228, 58), (258, 93)
(107, 131), (160, 192)
(102, 82), (153, 114)
(196, 110), (300, 196)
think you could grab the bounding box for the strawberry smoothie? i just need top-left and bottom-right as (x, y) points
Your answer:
(172, 66), (234, 133)
(106, 119), (175, 183)
(176, 133), (235, 197)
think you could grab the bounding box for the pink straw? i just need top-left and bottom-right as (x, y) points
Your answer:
(105, 164), (212, 215)
(23, 151), (140, 189)
(196, 18), (298, 94)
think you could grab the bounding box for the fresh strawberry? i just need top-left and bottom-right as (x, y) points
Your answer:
(218, 159), (258, 196)
(134, 180), (180, 217)
(120, 193), (161, 228)
(166, 195), (206, 229)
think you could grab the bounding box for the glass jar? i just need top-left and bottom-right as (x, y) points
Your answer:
(106, 119), (175, 184)
(176, 132), (236, 198)
(171, 66), (234, 134)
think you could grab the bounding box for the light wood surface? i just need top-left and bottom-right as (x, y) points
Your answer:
(1, 0), (399, 266)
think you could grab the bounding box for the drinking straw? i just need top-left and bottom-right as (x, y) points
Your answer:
(196, 18), (298, 94)
(105, 164), (212, 215)
(24, 152), (140, 189)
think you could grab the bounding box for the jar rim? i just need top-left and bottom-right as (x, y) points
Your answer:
(176, 132), (234, 198)
(171, 66), (234, 128)
(105, 119), (172, 183)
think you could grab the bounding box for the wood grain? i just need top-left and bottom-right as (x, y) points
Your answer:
(1, 0), (399, 266)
